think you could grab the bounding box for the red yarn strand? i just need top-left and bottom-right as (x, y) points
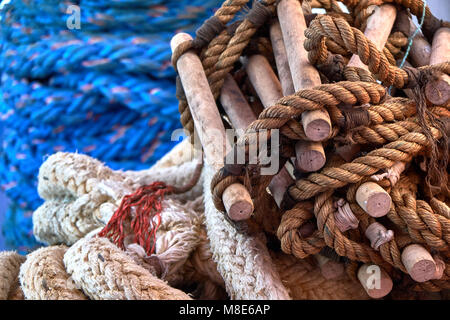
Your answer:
(98, 181), (173, 255)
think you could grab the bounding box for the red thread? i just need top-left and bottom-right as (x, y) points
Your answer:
(98, 182), (173, 255)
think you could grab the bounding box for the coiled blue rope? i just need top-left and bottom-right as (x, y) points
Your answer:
(0, 0), (221, 252)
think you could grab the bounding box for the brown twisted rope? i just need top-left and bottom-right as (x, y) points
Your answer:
(172, 0), (251, 141)
(171, 0), (450, 295)
(288, 123), (446, 202)
(277, 201), (326, 259)
(207, 0), (276, 98)
(388, 176), (450, 251)
(211, 81), (386, 209)
(343, 0), (446, 41)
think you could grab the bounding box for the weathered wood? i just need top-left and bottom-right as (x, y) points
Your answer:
(402, 244), (438, 282)
(301, 109), (331, 142)
(295, 141), (326, 172)
(357, 264), (393, 298)
(220, 74), (257, 131)
(269, 20), (295, 96)
(395, 10), (431, 67)
(171, 33), (253, 220)
(220, 74), (294, 207)
(243, 55), (283, 108)
(277, 0), (329, 170)
(426, 27), (450, 106)
(356, 182), (392, 217)
(348, 4), (397, 70)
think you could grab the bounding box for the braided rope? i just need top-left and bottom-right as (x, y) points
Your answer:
(272, 251), (370, 300)
(389, 177), (450, 251)
(64, 236), (192, 300)
(19, 245), (88, 300)
(32, 150), (204, 246)
(210, 81), (386, 208)
(0, 251), (25, 300)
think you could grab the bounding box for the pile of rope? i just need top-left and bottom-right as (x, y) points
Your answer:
(171, 0), (450, 298)
(1, 0), (449, 301)
(0, 139), (375, 300)
(0, 0), (221, 251)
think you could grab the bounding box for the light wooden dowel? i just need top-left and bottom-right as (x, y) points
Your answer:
(277, 0), (331, 140)
(244, 53), (326, 172)
(402, 244), (438, 282)
(295, 141), (326, 172)
(301, 109), (331, 142)
(426, 27), (450, 106)
(357, 264), (393, 299)
(220, 74), (294, 207)
(269, 20), (295, 96)
(171, 33), (253, 221)
(356, 182), (392, 217)
(277, 0), (321, 90)
(429, 28), (450, 65)
(315, 254), (344, 280)
(395, 10), (431, 67)
(244, 55), (284, 108)
(348, 4), (397, 70)
(268, 168), (294, 208)
(220, 74), (257, 131)
(277, 0), (329, 170)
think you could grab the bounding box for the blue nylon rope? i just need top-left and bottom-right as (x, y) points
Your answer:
(398, 0), (427, 69)
(0, 0), (221, 252)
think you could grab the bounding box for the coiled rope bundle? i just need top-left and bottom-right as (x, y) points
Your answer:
(0, 0), (221, 251)
(171, 0), (450, 298)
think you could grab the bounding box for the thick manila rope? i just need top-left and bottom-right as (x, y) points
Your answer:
(7, 281), (25, 300)
(63, 236), (191, 300)
(152, 198), (204, 280)
(272, 251), (369, 300)
(19, 246), (87, 300)
(176, 226), (227, 299)
(149, 138), (196, 169)
(96, 195), (226, 300)
(33, 150), (203, 246)
(203, 164), (290, 300)
(32, 148), (223, 298)
(0, 251), (25, 300)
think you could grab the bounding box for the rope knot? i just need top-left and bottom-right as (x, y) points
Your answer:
(333, 198), (359, 232)
(317, 53), (346, 82)
(365, 222), (394, 251)
(246, 1), (273, 28)
(340, 106), (371, 131)
(371, 161), (406, 186)
(403, 66), (432, 89)
(192, 16), (225, 50)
